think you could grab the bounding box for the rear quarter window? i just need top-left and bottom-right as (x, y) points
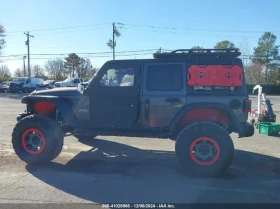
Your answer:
(146, 64), (183, 91)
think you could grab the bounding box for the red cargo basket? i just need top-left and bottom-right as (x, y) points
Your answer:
(187, 65), (242, 87)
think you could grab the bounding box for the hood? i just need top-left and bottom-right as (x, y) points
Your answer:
(10, 81), (23, 85)
(32, 87), (82, 97)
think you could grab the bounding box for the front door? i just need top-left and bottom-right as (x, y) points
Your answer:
(89, 62), (140, 127)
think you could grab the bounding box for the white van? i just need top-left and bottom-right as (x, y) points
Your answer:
(8, 77), (44, 93)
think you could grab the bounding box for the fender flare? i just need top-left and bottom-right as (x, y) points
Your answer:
(169, 102), (241, 135)
(21, 95), (81, 127)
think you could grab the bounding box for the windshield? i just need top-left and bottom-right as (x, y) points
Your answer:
(63, 77), (74, 82)
(12, 78), (26, 82)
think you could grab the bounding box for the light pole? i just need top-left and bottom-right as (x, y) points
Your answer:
(23, 56), (26, 76)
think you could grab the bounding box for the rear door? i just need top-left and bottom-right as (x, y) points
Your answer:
(141, 62), (187, 128)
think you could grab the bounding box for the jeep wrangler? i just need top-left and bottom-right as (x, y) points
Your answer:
(12, 48), (254, 177)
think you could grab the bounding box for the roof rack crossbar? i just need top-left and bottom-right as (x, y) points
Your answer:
(153, 48), (241, 59)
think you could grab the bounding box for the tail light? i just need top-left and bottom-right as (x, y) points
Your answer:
(243, 99), (251, 112)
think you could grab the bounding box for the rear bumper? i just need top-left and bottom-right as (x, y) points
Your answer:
(239, 122), (254, 138)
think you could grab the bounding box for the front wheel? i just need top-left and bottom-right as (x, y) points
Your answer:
(12, 114), (64, 164)
(175, 121), (234, 177)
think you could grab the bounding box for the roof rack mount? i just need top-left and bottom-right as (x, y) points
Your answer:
(153, 48), (241, 59)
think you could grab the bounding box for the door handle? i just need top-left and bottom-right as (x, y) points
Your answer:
(166, 97), (180, 103)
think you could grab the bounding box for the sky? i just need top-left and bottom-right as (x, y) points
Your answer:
(0, 0), (280, 75)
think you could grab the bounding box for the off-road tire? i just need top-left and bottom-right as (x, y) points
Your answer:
(12, 114), (64, 164)
(73, 135), (97, 141)
(175, 121), (234, 177)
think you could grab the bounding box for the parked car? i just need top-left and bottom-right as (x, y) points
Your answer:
(36, 80), (60, 90)
(0, 82), (9, 93)
(8, 77), (44, 93)
(54, 78), (83, 88)
(79, 78), (92, 89)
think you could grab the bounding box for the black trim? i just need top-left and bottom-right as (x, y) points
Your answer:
(169, 102), (242, 136)
(74, 128), (171, 138)
(21, 95), (81, 127)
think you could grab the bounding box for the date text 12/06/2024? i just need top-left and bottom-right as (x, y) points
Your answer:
(102, 204), (175, 208)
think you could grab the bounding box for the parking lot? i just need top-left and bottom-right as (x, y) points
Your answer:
(0, 93), (280, 204)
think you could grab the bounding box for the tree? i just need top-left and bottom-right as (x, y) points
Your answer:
(45, 58), (66, 80)
(251, 32), (280, 83)
(214, 40), (236, 49)
(0, 25), (5, 57)
(76, 58), (93, 78)
(244, 62), (263, 84)
(31, 64), (46, 78)
(14, 68), (24, 77)
(0, 65), (11, 77)
(87, 67), (99, 78)
(239, 38), (251, 68)
(64, 53), (81, 77)
(191, 46), (204, 49)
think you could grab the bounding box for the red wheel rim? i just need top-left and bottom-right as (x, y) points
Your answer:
(189, 137), (220, 166)
(21, 128), (46, 154)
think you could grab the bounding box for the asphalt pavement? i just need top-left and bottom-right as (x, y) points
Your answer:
(0, 93), (280, 205)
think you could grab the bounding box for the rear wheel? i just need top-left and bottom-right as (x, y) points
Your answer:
(12, 114), (64, 164)
(175, 121), (234, 177)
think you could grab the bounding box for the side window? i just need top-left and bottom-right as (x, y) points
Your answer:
(26, 78), (31, 84)
(146, 64), (183, 91)
(100, 68), (135, 87)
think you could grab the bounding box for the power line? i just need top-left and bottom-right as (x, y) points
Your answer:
(0, 49), (159, 58)
(122, 27), (257, 39)
(117, 22), (280, 34)
(6, 23), (110, 34)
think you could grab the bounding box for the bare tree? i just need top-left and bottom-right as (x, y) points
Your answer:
(0, 65), (11, 77)
(87, 67), (99, 78)
(31, 64), (45, 78)
(45, 58), (66, 80)
(14, 68), (24, 77)
(76, 58), (93, 78)
(239, 38), (251, 68)
(245, 62), (263, 84)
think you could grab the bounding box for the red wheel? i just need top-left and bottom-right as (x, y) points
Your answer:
(175, 121), (234, 177)
(12, 114), (64, 164)
(21, 128), (46, 154)
(189, 137), (220, 166)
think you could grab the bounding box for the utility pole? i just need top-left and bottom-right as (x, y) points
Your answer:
(24, 32), (34, 77)
(113, 22), (115, 60)
(23, 56), (26, 76)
